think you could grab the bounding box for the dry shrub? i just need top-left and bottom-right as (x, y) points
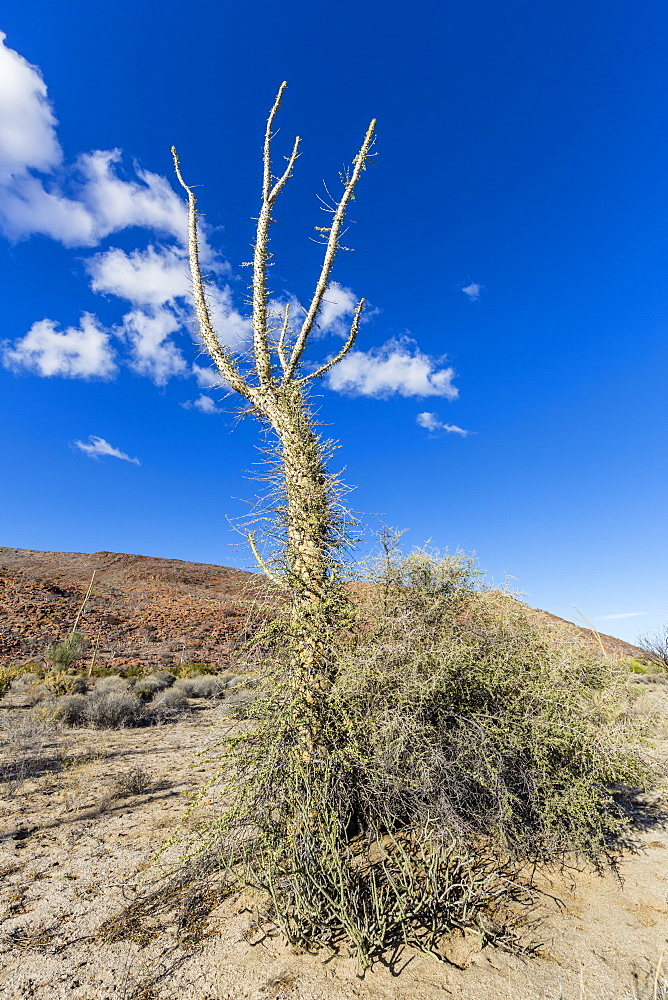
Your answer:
(149, 687), (189, 722)
(0, 709), (60, 790)
(173, 675), (226, 699)
(9, 672), (41, 693)
(179, 547), (655, 972)
(84, 688), (143, 728)
(94, 675), (131, 693)
(114, 765), (152, 796)
(50, 693), (88, 726)
(135, 672), (176, 700)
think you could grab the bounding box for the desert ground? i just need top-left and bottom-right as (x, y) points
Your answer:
(0, 548), (666, 1000)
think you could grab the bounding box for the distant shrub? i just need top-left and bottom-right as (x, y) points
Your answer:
(628, 659), (649, 675)
(84, 689), (143, 728)
(51, 693), (88, 726)
(46, 630), (87, 670)
(173, 662), (216, 677)
(94, 675), (130, 694)
(10, 672), (41, 693)
(148, 687), (189, 722)
(173, 675), (226, 699)
(134, 672), (176, 700)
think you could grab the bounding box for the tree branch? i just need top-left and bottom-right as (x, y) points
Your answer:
(283, 119), (376, 382)
(276, 301), (291, 371)
(298, 299), (365, 383)
(171, 147), (254, 402)
(252, 83), (301, 387)
(247, 532), (289, 589)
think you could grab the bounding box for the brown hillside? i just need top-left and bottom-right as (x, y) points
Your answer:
(0, 547), (262, 671)
(0, 546), (645, 669)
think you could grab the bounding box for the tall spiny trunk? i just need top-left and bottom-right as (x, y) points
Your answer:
(265, 387), (342, 746)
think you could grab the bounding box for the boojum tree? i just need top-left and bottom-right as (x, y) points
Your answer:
(171, 84), (375, 749)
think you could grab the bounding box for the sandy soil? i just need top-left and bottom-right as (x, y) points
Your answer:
(0, 687), (666, 1000)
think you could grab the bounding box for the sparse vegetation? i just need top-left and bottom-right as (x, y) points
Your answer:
(149, 687), (189, 722)
(134, 671), (176, 700)
(639, 625), (668, 671)
(45, 629), (87, 670)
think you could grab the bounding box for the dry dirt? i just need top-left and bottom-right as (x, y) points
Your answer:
(0, 548), (666, 1000)
(0, 687), (666, 1000)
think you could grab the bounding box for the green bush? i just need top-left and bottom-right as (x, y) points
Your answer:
(46, 630), (87, 670)
(172, 662), (217, 677)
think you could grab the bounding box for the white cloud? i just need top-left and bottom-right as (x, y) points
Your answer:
(74, 435), (140, 465)
(2, 312), (116, 378)
(205, 284), (251, 348)
(461, 282), (483, 302)
(327, 338), (459, 399)
(0, 35), (186, 247)
(597, 612), (648, 621)
(74, 149), (186, 245)
(182, 394), (222, 414)
(417, 412), (471, 436)
(316, 283), (358, 337)
(86, 244), (190, 307)
(192, 362), (222, 388)
(118, 306), (187, 385)
(0, 32), (61, 183)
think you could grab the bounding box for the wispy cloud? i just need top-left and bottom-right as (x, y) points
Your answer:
(597, 612), (648, 621)
(182, 394), (222, 414)
(74, 435), (140, 465)
(327, 337), (459, 399)
(461, 282), (483, 302)
(315, 283), (359, 337)
(416, 412), (471, 436)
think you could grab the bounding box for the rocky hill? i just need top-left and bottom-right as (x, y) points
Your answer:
(0, 547), (263, 672)
(0, 546), (645, 669)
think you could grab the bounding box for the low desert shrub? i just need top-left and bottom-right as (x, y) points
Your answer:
(84, 689), (144, 728)
(114, 765), (152, 796)
(10, 671), (41, 693)
(94, 675), (131, 693)
(149, 688), (189, 722)
(173, 675), (226, 699)
(173, 662), (217, 677)
(51, 693), (88, 726)
(0, 709), (59, 790)
(134, 672), (176, 700)
(185, 545), (654, 971)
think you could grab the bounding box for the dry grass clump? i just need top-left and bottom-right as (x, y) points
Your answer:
(134, 671), (176, 700)
(176, 547), (655, 973)
(173, 675), (226, 699)
(84, 687), (144, 728)
(148, 687), (189, 722)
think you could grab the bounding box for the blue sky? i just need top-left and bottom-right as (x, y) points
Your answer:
(1, 1), (666, 644)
